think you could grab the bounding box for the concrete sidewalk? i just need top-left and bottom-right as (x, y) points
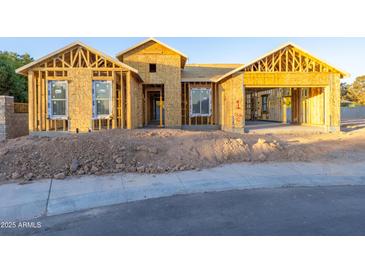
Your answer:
(1, 161), (365, 221)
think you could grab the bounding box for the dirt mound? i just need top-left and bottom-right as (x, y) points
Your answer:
(251, 138), (283, 161)
(0, 129), (285, 182)
(1, 127), (365, 183)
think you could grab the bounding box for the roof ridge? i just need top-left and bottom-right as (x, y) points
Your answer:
(115, 37), (188, 59)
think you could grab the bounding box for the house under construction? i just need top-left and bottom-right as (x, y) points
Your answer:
(16, 38), (348, 133)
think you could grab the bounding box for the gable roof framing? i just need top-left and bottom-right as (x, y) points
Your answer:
(116, 37), (188, 68)
(16, 41), (142, 80)
(216, 42), (349, 82)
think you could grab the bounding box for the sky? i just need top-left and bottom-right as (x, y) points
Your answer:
(1, 37), (364, 83)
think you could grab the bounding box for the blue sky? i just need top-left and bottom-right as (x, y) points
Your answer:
(1, 37), (363, 83)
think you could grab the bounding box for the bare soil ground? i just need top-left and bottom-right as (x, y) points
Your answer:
(1, 123), (365, 182)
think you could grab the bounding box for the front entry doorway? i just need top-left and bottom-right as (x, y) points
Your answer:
(143, 85), (165, 127)
(150, 93), (164, 124)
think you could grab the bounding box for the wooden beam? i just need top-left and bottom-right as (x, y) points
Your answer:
(188, 83), (191, 126)
(33, 73), (37, 129)
(41, 72), (46, 130)
(120, 72), (124, 128)
(37, 71), (41, 131)
(92, 76), (113, 81)
(87, 50), (90, 67)
(55, 57), (70, 68)
(244, 72), (330, 88)
(45, 72), (49, 131)
(215, 83), (218, 125)
(46, 77), (71, 81)
(72, 48), (79, 66)
(112, 71), (117, 129)
(185, 83), (188, 125)
(78, 48), (82, 67)
(126, 71), (132, 129)
(285, 48), (289, 72)
(32, 67), (126, 72)
(159, 88), (163, 127)
(299, 53), (302, 72)
(28, 71), (34, 131)
(80, 49), (88, 67)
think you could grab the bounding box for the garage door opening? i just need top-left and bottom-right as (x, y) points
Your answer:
(245, 87), (326, 132)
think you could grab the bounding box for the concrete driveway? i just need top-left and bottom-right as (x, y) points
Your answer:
(1, 161), (365, 222)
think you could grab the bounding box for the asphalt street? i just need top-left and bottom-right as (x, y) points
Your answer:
(2, 185), (365, 236)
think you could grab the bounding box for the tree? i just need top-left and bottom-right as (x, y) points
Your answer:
(340, 82), (349, 99)
(0, 51), (33, 102)
(345, 76), (365, 105)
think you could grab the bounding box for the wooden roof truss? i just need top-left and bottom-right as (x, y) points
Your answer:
(35, 45), (125, 70)
(243, 45), (342, 74)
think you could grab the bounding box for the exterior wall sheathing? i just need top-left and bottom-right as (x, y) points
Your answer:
(218, 72), (245, 132)
(68, 69), (93, 132)
(122, 42), (182, 128)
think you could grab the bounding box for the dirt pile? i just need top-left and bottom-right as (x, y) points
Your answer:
(251, 138), (283, 161)
(0, 129), (284, 182)
(1, 127), (365, 182)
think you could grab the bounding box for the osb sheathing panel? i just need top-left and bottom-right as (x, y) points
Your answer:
(126, 72), (142, 129)
(255, 89), (284, 121)
(123, 42), (182, 127)
(304, 88), (324, 126)
(295, 74), (340, 129)
(325, 73), (341, 129)
(244, 72), (332, 87)
(68, 69), (93, 132)
(27, 71), (34, 131)
(122, 41), (179, 61)
(131, 75), (143, 128)
(218, 73), (244, 130)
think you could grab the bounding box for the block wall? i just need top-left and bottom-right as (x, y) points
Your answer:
(0, 96), (29, 140)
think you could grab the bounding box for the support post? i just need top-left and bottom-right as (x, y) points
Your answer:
(188, 83), (191, 126)
(120, 72), (124, 128)
(324, 73), (341, 132)
(28, 71), (34, 132)
(37, 71), (41, 131)
(41, 73), (45, 130)
(126, 71), (132, 129)
(33, 74), (37, 130)
(112, 71), (117, 129)
(159, 88), (163, 127)
(144, 88), (148, 126)
(45, 72), (49, 131)
(215, 83), (218, 125)
(282, 97), (287, 124)
(211, 82), (214, 125)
